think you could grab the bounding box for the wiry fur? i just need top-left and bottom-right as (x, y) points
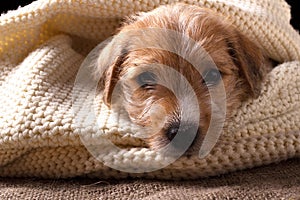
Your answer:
(97, 3), (272, 154)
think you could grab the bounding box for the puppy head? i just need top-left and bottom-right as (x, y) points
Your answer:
(98, 3), (270, 153)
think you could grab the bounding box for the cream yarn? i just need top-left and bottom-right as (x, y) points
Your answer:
(0, 0), (299, 179)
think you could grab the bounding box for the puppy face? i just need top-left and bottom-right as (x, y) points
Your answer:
(98, 3), (270, 153)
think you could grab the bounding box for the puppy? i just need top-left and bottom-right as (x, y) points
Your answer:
(97, 3), (272, 154)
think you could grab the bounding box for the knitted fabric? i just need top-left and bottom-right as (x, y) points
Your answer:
(0, 0), (299, 179)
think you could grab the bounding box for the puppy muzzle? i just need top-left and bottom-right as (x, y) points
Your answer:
(165, 122), (200, 152)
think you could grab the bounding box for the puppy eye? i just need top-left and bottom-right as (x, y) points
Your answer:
(136, 71), (157, 89)
(203, 69), (222, 86)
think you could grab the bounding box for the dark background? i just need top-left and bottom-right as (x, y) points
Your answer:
(0, 0), (299, 30)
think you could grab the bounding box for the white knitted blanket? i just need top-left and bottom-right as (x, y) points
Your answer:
(0, 0), (299, 179)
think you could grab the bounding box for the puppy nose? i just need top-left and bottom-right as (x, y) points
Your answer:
(166, 122), (199, 149)
(166, 123), (179, 141)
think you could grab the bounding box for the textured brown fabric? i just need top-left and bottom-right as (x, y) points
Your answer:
(0, 158), (299, 200)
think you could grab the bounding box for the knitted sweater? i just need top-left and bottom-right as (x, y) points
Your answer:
(0, 0), (299, 179)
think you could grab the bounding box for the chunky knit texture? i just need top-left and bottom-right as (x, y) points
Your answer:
(0, 0), (299, 179)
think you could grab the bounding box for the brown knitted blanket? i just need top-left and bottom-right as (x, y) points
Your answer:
(0, 0), (299, 179)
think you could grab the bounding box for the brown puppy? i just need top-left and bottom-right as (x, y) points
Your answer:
(97, 3), (272, 154)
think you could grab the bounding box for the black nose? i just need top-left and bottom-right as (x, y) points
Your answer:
(165, 122), (199, 150)
(166, 123), (179, 141)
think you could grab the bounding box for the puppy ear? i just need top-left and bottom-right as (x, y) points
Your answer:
(102, 51), (128, 107)
(227, 32), (269, 98)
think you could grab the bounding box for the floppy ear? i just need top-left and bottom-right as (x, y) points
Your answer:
(95, 37), (128, 108)
(101, 51), (128, 107)
(227, 32), (269, 98)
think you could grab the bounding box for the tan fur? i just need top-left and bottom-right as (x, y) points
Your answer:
(98, 3), (272, 153)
